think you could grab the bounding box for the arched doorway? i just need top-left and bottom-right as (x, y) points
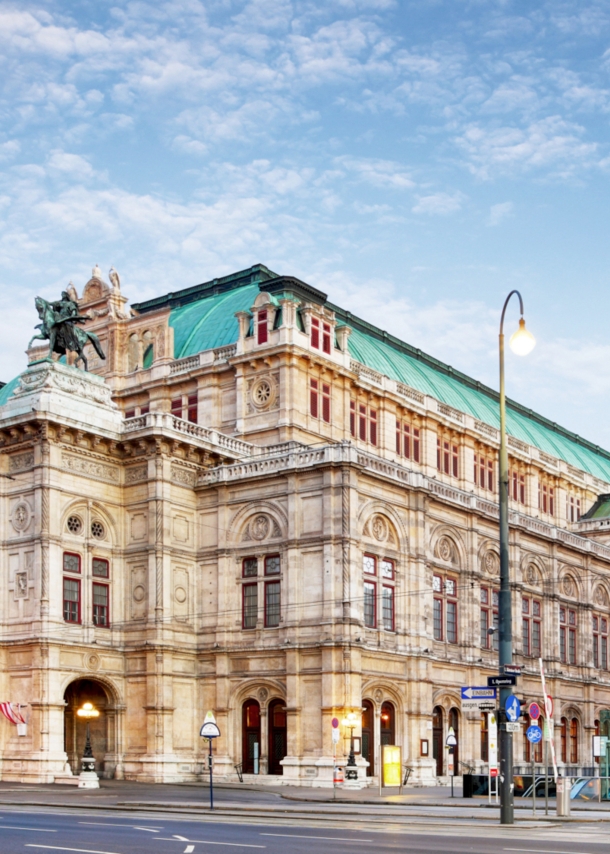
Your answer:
(448, 707), (459, 771)
(381, 702), (395, 746)
(268, 699), (287, 775)
(64, 679), (111, 777)
(432, 706), (444, 776)
(242, 699), (261, 774)
(362, 700), (374, 776)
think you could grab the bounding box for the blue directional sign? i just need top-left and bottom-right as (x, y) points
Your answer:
(505, 695), (521, 723)
(526, 725), (543, 744)
(461, 686), (497, 701)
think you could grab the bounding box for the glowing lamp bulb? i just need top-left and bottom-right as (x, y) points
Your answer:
(509, 318), (536, 356)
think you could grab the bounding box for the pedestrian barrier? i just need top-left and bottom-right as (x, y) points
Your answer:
(234, 763), (244, 783)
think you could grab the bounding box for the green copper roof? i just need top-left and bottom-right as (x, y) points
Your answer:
(581, 495), (610, 520)
(0, 375), (20, 407)
(71, 264), (610, 483)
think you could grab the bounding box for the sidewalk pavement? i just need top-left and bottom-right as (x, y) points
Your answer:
(0, 779), (608, 819)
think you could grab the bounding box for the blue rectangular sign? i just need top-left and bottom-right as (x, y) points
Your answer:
(461, 686), (497, 701)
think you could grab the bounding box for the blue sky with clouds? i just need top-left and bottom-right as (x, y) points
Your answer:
(1, 0), (610, 445)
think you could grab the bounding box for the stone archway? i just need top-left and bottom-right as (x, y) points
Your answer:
(64, 679), (114, 778)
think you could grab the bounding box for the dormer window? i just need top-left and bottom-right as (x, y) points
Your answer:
(311, 317), (332, 354)
(257, 310), (268, 345)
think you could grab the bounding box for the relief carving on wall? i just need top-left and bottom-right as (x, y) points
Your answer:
(8, 452), (34, 473)
(363, 513), (397, 546)
(11, 502), (32, 533)
(436, 535), (457, 564)
(483, 550), (500, 577)
(525, 563), (540, 586)
(247, 373), (279, 413)
(562, 574), (576, 597)
(171, 464), (197, 487)
(62, 452), (119, 483)
(595, 585), (609, 607)
(242, 513), (281, 542)
(125, 464), (148, 484)
(15, 572), (28, 599)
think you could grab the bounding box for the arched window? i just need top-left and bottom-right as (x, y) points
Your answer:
(560, 717), (568, 763)
(432, 706), (443, 776)
(361, 700), (374, 777)
(142, 330), (154, 369)
(242, 699), (260, 774)
(380, 702), (395, 746)
(128, 333), (139, 372)
(570, 718), (578, 764)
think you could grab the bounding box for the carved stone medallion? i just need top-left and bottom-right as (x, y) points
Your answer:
(437, 536), (453, 563)
(374, 688), (384, 704)
(12, 502), (31, 532)
(258, 687), (269, 702)
(562, 575), (575, 597)
(525, 564), (539, 585)
(595, 586), (608, 607)
(484, 551), (499, 576)
(251, 514), (270, 541)
(133, 584), (146, 602)
(85, 653), (100, 671)
(371, 515), (388, 542)
(174, 586), (187, 604)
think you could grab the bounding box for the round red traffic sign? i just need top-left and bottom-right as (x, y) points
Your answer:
(331, 717), (339, 728)
(528, 702), (541, 721)
(544, 694), (553, 718)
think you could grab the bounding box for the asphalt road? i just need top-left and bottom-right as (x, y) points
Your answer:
(0, 807), (609, 854)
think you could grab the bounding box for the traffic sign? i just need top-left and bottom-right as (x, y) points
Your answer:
(200, 710), (221, 739)
(487, 675), (516, 687)
(528, 702), (541, 721)
(506, 722), (522, 733)
(502, 664), (522, 676)
(461, 686), (497, 711)
(505, 695), (521, 722)
(526, 725), (543, 744)
(544, 694), (554, 718)
(446, 726), (457, 747)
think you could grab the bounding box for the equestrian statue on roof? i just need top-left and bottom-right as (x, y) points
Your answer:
(28, 289), (105, 372)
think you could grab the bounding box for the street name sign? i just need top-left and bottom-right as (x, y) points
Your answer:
(487, 675), (516, 687)
(461, 686), (497, 711)
(502, 664), (522, 676)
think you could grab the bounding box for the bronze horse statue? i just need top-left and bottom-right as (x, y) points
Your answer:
(28, 296), (105, 371)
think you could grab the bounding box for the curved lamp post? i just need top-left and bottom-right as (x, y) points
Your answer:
(498, 292), (535, 825)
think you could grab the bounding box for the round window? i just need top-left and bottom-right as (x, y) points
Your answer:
(67, 515), (83, 535)
(251, 378), (274, 409)
(91, 521), (105, 539)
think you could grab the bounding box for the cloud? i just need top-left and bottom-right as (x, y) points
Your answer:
(336, 156), (415, 189)
(487, 201), (513, 226)
(412, 191), (464, 215)
(455, 116), (598, 179)
(47, 150), (96, 180)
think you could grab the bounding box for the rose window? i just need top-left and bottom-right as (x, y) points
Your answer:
(252, 380), (272, 407)
(67, 515), (83, 535)
(91, 521), (105, 539)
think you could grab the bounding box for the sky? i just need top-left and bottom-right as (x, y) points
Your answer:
(1, 1), (610, 446)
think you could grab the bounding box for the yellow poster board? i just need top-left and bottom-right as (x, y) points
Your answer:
(382, 744), (402, 786)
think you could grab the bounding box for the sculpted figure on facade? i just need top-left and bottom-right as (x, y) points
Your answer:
(28, 291), (106, 371)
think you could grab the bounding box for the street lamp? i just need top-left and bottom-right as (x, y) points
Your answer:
(77, 701), (100, 787)
(498, 291), (535, 825)
(341, 711), (360, 780)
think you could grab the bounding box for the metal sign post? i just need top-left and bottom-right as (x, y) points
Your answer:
(446, 727), (457, 798)
(200, 711), (221, 810)
(539, 659), (558, 782)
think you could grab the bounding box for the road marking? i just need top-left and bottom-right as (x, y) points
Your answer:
(505, 850), (595, 854)
(79, 823), (162, 830)
(134, 827), (160, 832)
(184, 848), (195, 854)
(157, 839), (265, 849)
(26, 846), (123, 854)
(261, 833), (374, 843)
(0, 826), (56, 831)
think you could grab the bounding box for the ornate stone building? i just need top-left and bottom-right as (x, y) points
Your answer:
(1, 262), (610, 785)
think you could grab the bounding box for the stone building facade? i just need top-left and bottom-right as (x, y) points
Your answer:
(1, 263), (610, 786)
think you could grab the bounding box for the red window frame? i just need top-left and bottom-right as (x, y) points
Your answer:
(310, 378), (319, 418)
(92, 558), (109, 578)
(264, 580), (281, 627)
(363, 554), (376, 575)
(382, 585), (395, 631)
(370, 409), (377, 446)
(398, 422), (421, 462)
(522, 596), (541, 656)
(364, 580), (376, 628)
(63, 577), (81, 623)
(92, 582), (110, 627)
(257, 309), (268, 344)
(311, 317), (320, 349)
(438, 438), (458, 477)
(264, 554), (281, 575)
(242, 582), (258, 629)
(570, 718), (578, 764)
(560, 607), (577, 664)
(481, 586), (498, 650)
(125, 409), (136, 419)
(187, 394), (198, 424)
(322, 322), (331, 354)
(242, 557), (258, 578)
(510, 470), (526, 504)
(350, 400), (356, 436)
(593, 614), (608, 669)
(321, 383), (331, 424)
(539, 483), (555, 515)
(171, 397), (182, 417)
(63, 552), (81, 574)
(359, 404), (367, 441)
(568, 496), (581, 522)
(140, 404), (150, 415)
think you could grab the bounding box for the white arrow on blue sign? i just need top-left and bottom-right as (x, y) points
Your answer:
(505, 695), (521, 722)
(526, 725), (543, 744)
(461, 686), (497, 700)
